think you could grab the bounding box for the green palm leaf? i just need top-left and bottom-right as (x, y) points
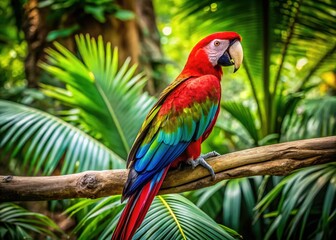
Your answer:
(187, 177), (263, 239)
(66, 194), (241, 240)
(66, 196), (123, 239)
(0, 202), (63, 239)
(221, 101), (259, 145)
(40, 34), (156, 159)
(255, 163), (336, 240)
(0, 100), (125, 175)
(138, 195), (241, 240)
(282, 96), (336, 141)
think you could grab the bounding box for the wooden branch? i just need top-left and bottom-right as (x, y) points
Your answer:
(1, 137), (335, 202)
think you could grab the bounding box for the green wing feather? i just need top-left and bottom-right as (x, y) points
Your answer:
(127, 77), (191, 168)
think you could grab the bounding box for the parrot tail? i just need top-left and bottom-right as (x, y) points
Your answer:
(111, 167), (170, 240)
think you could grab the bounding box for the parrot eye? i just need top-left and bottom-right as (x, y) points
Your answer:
(214, 41), (220, 47)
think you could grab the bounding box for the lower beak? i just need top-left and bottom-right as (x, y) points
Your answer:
(218, 40), (243, 73)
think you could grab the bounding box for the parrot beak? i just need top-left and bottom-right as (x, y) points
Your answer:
(218, 39), (243, 73)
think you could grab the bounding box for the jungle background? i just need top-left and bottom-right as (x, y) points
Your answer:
(0, 0), (335, 239)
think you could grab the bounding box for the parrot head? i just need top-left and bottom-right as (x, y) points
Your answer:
(183, 32), (243, 76)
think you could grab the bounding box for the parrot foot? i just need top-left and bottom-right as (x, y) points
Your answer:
(201, 151), (220, 159)
(187, 154), (217, 180)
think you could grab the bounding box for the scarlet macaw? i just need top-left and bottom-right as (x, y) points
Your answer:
(112, 32), (243, 240)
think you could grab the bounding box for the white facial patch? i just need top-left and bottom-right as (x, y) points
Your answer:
(204, 39), (230, 66)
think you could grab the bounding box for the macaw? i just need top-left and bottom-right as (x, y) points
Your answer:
(112, 32), (243, 240)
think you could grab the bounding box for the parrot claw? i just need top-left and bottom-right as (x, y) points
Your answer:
(187, 154), (216, 180)
(201, 151), (220, 159)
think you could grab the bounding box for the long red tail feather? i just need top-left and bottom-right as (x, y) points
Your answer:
(111, 167), (169, 240)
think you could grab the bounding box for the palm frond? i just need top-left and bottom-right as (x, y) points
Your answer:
(66, 194), (241, 240)
(138, 194), (241, 240)
(221, 101), (259, 146)
(281, 96), (336, 141)
(255, 163), (336, 240)
(40, 34), (156, 159)
(272, 90), (304, 139)
(186, 177), (263, 239)
(0, 202), (63, 239)
(0, 100), (125, 175)
(65, 196), (123, 240)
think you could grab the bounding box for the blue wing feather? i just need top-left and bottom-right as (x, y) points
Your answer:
(128, 140), (189, 194)
(135, 142), (151, 159)
(146, 142), (171, 171)
(150, 168), (166, 189)
(135, 139), (160, 171)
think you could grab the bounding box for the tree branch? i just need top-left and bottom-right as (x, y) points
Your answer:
(1, 137), (335, 202)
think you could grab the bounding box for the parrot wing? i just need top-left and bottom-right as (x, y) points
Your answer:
(127, 76), (191, 168)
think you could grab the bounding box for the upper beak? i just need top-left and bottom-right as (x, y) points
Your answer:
(218, 39), (243, 73)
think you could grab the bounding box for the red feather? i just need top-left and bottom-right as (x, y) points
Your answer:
(112, 167), (170, 240)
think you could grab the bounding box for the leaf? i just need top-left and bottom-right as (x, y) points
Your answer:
(40, 34), (156, 159)
(0, 100), (125, 175)
(221, 101), (259, 145)
(187, 177), (263, 239)
(256, 163), (336, 239)
(84, 6), (106, 22)
(0, 202), (63, 239)
(190, 181), (226, 219)
(114, 9), (135, 20)
(282, 96), (336, 141)
(67, 194), (241, 240)
(46, 25), (80, 42)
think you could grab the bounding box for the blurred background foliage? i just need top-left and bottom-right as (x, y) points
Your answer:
(0, 0), (335, 239)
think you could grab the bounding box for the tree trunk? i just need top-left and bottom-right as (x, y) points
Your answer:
(23, 0), (50, 88)
(22, 0), (164, 94)
(136, 0), (168, 94)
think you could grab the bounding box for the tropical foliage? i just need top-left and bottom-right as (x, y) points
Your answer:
(0, 100), (124, 175)
(256, 163), (336, 239)
(0, 0), (27, 102)
(186, 177), (264, 238)
(40, 35), (155, 160)
(39, 0), (135, 42)
(0, 0), (335, 239)
(65, 194), (241, 239)
(0, 203), (62, 239)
